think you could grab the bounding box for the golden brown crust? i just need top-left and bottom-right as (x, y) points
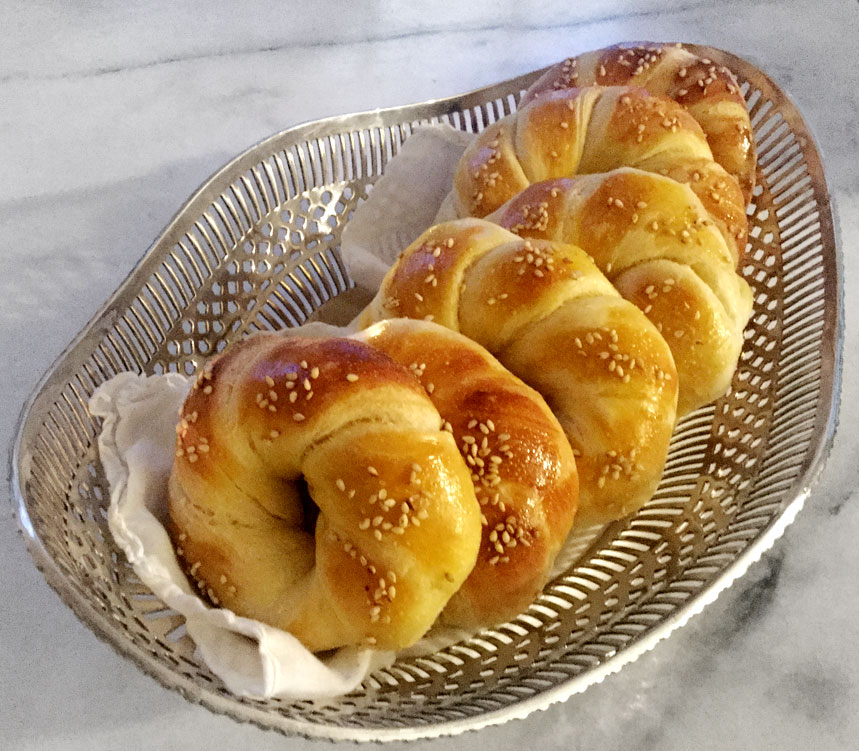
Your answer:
(168, 333), (482, 652)
(356, 319), (579, 627)
(358, 219), (679, 523)
(522, 43), (756, 202)
(489, 169), (753, 415)
(453, 85), (748, 262)
(502, 298), (676, 522)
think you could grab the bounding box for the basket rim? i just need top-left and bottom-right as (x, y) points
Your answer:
(8, 42), (844, 742)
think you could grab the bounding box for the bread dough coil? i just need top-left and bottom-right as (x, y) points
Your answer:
(168, 333), (482, 652)
(488, 169), (753, 415)
(357, 219), (679, 524)
(452, 84), (749, 260)
(522, 42), (756, 202)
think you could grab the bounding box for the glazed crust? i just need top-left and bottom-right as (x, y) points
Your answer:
(453, 85), (748, 260)
(168, 333), (482, 652)
(356, 319), (578, 628)
(488, 169), (753, 415)
(521, 43), (756, 202)
(357, 219), (678, 523)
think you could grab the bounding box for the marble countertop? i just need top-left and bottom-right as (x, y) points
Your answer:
(2, 2), (857, 749)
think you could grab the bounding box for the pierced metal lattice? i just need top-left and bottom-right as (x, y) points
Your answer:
(10, 45), (840, 742)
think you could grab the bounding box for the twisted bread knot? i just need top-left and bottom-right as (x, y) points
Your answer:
(452, 85), (748, 259)
(357, 219), (678, 523)
(356, 319), (578, 628)
(522, 43), (756, 202)
(489, 169), (753, 415)
(168, 333), (481, 651)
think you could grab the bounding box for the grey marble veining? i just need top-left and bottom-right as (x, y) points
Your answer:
(2, 1), (858, 749)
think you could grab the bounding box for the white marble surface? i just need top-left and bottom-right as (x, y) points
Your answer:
(2, 1), (858, 749)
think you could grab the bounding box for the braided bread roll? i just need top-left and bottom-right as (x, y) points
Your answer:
(452, 85), (748, 259)
(357, 219), (678, 523)
(356, 319), (578, 628)
(522, 43), (756, 202)
(168, 333), (482, 652)
(488, 169), (753, 415)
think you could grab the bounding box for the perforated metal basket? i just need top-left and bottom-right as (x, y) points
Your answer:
(10, 45), (841, 741)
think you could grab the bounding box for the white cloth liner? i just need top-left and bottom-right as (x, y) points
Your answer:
(91, 124), (604, 700)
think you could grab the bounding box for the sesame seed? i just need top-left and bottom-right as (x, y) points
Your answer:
(293, 413), (305, 422)
(367, 466), (379, 476)
(336, 478), (346, 492)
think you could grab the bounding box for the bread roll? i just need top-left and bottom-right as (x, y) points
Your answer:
(522, 43), (756, 202)
(488, 169), (753, 415)
(168, 333), (482, 652)
(357, 219), (678, 523)
(452, 85), (748, 259)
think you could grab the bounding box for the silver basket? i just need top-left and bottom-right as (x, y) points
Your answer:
(9, 45), (841, 742)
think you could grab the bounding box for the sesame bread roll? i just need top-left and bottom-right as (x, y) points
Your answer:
(451, 85), (748, 260)
(168, 333), (481, 652)
(355, 319), (579, 628)
(522, 43), (756, 203)
(356, 219), (678, 523)
(488, 169), (753, 415)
